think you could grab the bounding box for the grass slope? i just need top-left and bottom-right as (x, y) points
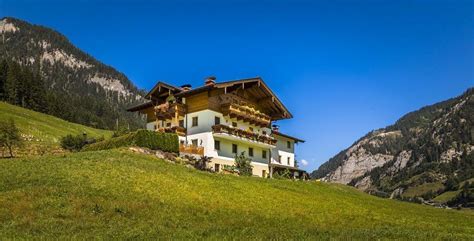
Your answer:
(0, 149), (472, 240)
(0, 102), (112, 155)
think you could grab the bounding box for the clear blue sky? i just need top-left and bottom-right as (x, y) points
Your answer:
(2, 0), (473, 171)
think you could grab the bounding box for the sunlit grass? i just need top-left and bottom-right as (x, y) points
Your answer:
(0, 149), (472, 239)
(0, 102), (112, 156)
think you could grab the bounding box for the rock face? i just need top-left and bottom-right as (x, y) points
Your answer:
(0, 17), (144, 129)
(312, 88), (474, 204)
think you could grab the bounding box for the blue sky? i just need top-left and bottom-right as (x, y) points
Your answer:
(2, 0), (473, 171)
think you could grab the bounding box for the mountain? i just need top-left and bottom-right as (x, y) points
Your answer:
(312, 88), (474, 207)
(0, 17), (144, 129)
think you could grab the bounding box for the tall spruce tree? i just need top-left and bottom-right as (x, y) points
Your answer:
(0, 59), (8, 100)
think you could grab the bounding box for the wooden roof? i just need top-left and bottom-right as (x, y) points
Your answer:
(145, 81), (182, 100)
(130, 77), (293, 120)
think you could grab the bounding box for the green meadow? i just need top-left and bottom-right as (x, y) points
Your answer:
(0, 149), (472, 240)
(0, 102), (112, 155)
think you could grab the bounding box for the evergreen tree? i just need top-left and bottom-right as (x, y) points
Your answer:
(0, 59), (8, 99)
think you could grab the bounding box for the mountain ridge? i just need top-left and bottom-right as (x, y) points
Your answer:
(312, 88), (474, 206)
(0, 17), (145, 129)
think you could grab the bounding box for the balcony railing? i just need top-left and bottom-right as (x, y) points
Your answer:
(179, 144), (204, 155)
(212, 124), (276, 146)
(158, 126), (186, 137)
(219, 94), (271, 127)
(154, 102), (187, 120)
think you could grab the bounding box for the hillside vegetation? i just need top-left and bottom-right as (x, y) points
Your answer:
(0, 149), (472, 239)
(0, 101), (112, 155)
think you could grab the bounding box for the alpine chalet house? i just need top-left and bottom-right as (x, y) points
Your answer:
(127, 77), (307, 179)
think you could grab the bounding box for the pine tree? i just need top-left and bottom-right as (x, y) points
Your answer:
(4, 61), (20, 104)
(0, 59), (8, 100)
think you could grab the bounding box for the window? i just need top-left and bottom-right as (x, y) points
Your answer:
(215, 116), (220, 125)
(232, 122), (237, 127)
(166, 122), (171, 127)
(215, 163), (220, 172)
(287, 157), (290, 165)
(232, 144), (238, 154)
(192, 116), (198, 127)
(262, 131), (267, 135)
(214, 140), (220, 150)
(287, 141), (291, 149)
(278, 155), (282, 163)
(180, 140), (185, 145)
(248, 147), (254, 157)
(262, 150), (267, 159)
(192, 139), (198, 146)
(179, 120), (184, 127)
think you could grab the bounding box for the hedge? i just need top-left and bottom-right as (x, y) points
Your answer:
(83, 129), (179, 153)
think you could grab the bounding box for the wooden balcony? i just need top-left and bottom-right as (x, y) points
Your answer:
(179, 144), (204, 155)
(212, 124), (277, 146)
(219, 95), (271, 127)
(154, 102), (187, 120)
(158, 126), (186, 137)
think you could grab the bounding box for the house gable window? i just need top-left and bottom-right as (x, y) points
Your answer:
(262, 150), (267, 159)
(287, 141), (291, 149)
(215, 116), (220, 125)
(214, 140), (220, 150)
(179, 120), (184, 127)
(248, 147), (254, 157)
(232, 144), (238, 154)
(192, 116), (198, 127)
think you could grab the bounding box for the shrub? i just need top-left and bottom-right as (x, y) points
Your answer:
(60, 133), (101, 152)
(194, 156), (212, 171)
(83, 129), (179, 153)
(0, 119), (22, 158)
(60, 134), (87, 152)
(234, 152), (253, 176)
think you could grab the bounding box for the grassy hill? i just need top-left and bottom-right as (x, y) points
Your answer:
(0, 149), (472, 239)
(0, 102), (112, 155)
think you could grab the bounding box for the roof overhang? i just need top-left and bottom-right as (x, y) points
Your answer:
(269, 163), (307, 172)
(126, 101), (153, 112)
(273, 132), (305, 143)
(145, 81), (183, 100)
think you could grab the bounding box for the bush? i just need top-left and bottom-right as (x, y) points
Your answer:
(234, 152), (253, 176)
(83, 129), (179, 153)
(60, 134), (87, 152)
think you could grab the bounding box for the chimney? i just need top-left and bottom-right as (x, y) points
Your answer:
(204, 76), (216, 86)
(181, 84), (192, 91)
(272, 124), (279, 133)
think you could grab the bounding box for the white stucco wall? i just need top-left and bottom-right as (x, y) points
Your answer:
(271, 135), (296, 167)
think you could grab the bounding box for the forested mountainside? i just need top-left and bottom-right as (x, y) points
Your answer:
(312, 88), (474, 207)
(0, 17), (145, 129)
